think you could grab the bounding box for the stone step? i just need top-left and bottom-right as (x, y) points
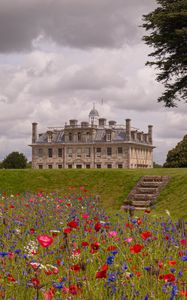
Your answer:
(136, 187), (158, 194)
(139, 182), (161, 188)
(142, 178), (163, 182)
(130, 194), (156, 200)
(131, 200), (151, 207)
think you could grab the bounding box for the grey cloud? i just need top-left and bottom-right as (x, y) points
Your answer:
(0, 0), (156, 52)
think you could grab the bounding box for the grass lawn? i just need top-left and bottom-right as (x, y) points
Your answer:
(0, 168), (187, 219)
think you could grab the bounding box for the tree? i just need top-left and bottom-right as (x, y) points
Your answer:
(142, 0), (187, 107)
(2, 152), (27, 169)
(164, 135), (187, 167)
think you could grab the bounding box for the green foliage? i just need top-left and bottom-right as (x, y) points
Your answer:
(164, 134), (187, 167)
(2, 151), (27, 169)
(153, 161), (163, 168)
(142, 0), (187, 107)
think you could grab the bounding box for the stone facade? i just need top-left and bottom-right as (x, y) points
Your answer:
(29, 107), (155, 169)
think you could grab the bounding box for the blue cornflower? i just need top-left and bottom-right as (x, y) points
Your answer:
(0, 252), (8, 257)
(14, 249), (21, 254)
(144, 295), (149, 300)
(181, 255), (187, 261)
(121, 262), (128, 271)
(53, 282), (64, 289)
(144, 266), (151, 271)
(106, 255), (114, 265)
(111, 250), (118, 256)
(170, 268), (176, 273)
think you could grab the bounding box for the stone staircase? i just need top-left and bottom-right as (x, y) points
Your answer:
(122, 176), (170, 210)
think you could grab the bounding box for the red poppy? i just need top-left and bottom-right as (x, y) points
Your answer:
(37, 235), (53, 248)
(63, 227), (72, 234)
(180, 290), (187, 296)
(90, 242), (100, 253)
(130, 244), (144, 253)
(141, 231), (152, 240)
(72, 248), (81, 256)
(69, 284), (81, 295)
(144, 209), (151, 213)
(125, 223), (133, 229)
(137, 218), (142, 225)
(107, 245), (117, 251)
(94, 222), (101, 232)
(180, 239), (187, 246)
(31, 277), (40, 287)
(163, 273), (176, 282)
(30, 228), (35, 234)
(168, 260), (176, 266)
(70, 264), (81, 272)
(78, 197), (83, 201)
(81, 241), (89, 247)
(67, 220), (78, 229)
(96, 269), (107, 279)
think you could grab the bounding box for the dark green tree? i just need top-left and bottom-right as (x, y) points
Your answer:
(2, 152), (27, 169)
(164, 134), (187, 167)
(142, 0), (187, 107)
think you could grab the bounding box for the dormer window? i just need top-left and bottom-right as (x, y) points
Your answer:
(47, 131), (52, 143)
(106, 131), (111, 142)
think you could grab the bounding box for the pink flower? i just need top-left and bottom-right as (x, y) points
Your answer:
(82, 214), (89, 219)
(43, 290), (54, 300)
(125, 237), (133, 243)
(180, 239), (187, 246)
(108, 231), (118, 237)
(37, 235), (53, 248)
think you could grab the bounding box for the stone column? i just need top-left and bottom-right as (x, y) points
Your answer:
(32, 122), (38, 143)
(148, 125), (153, 144)
(126, 119), (131, 141)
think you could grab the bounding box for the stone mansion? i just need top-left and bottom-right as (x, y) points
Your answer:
(30, 107), (154, 169)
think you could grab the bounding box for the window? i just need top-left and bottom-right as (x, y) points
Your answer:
(67, 148), (72, 157)
(107, 164), (112, 168)
(118, 164), (123, 168)
(48, 148), (53, 158)
(68, 164), (72, 169)
(76, 164), (82, 169)
(69, 132), (72, 142)
(48, 164), (53, 169)
(48, 133), (52, 143)
(77, 148), (81, 157)
(86, 164), (90, 169)
(118, 147), (123, 154)
(58, 148), (63, 157)
(107, 147), (112, 156)
(96, 164), (101, 168)
(58, 164), (62, 169)
(38, 148), (43, 157)
(106, 132), (111, 141)
(96, 148), (101, 156)
(38, 164), (43, 169)
(78, 132), (81, 142)
(85, 147), (90, 157)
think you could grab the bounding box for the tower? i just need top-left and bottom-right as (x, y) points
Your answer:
(89, 104), (99, 126)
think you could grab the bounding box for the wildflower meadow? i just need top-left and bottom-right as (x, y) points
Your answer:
(0, 187), (187, 300)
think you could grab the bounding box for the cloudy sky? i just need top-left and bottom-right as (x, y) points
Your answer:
(0, 0), (186, 164)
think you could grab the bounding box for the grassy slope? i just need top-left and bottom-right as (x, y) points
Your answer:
(0, 168), (187, 219)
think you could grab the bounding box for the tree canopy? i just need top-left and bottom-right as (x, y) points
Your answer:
(164, 134), (187, 167)
(142, 0), (187, 107)
(2, 152), (27, 169)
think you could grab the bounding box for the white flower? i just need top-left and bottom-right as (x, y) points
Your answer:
(165, 210), (171, 217)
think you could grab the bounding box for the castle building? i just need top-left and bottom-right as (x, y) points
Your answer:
(30, 107), (154, 169)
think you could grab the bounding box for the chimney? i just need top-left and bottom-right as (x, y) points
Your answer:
(81, 121), (89, 127)
(69, 119), (78, 127)
(148, 125), (153, 144)
(99, 118), (106, 127)
(126, 119), (131, 141)
(32, 122), (38, 143)
(109, 120), (116, 127)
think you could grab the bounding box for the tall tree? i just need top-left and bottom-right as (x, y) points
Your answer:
(2, 152), (27, 169)
(164, 134), (187, 167)
(142, 0), (187, 107)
